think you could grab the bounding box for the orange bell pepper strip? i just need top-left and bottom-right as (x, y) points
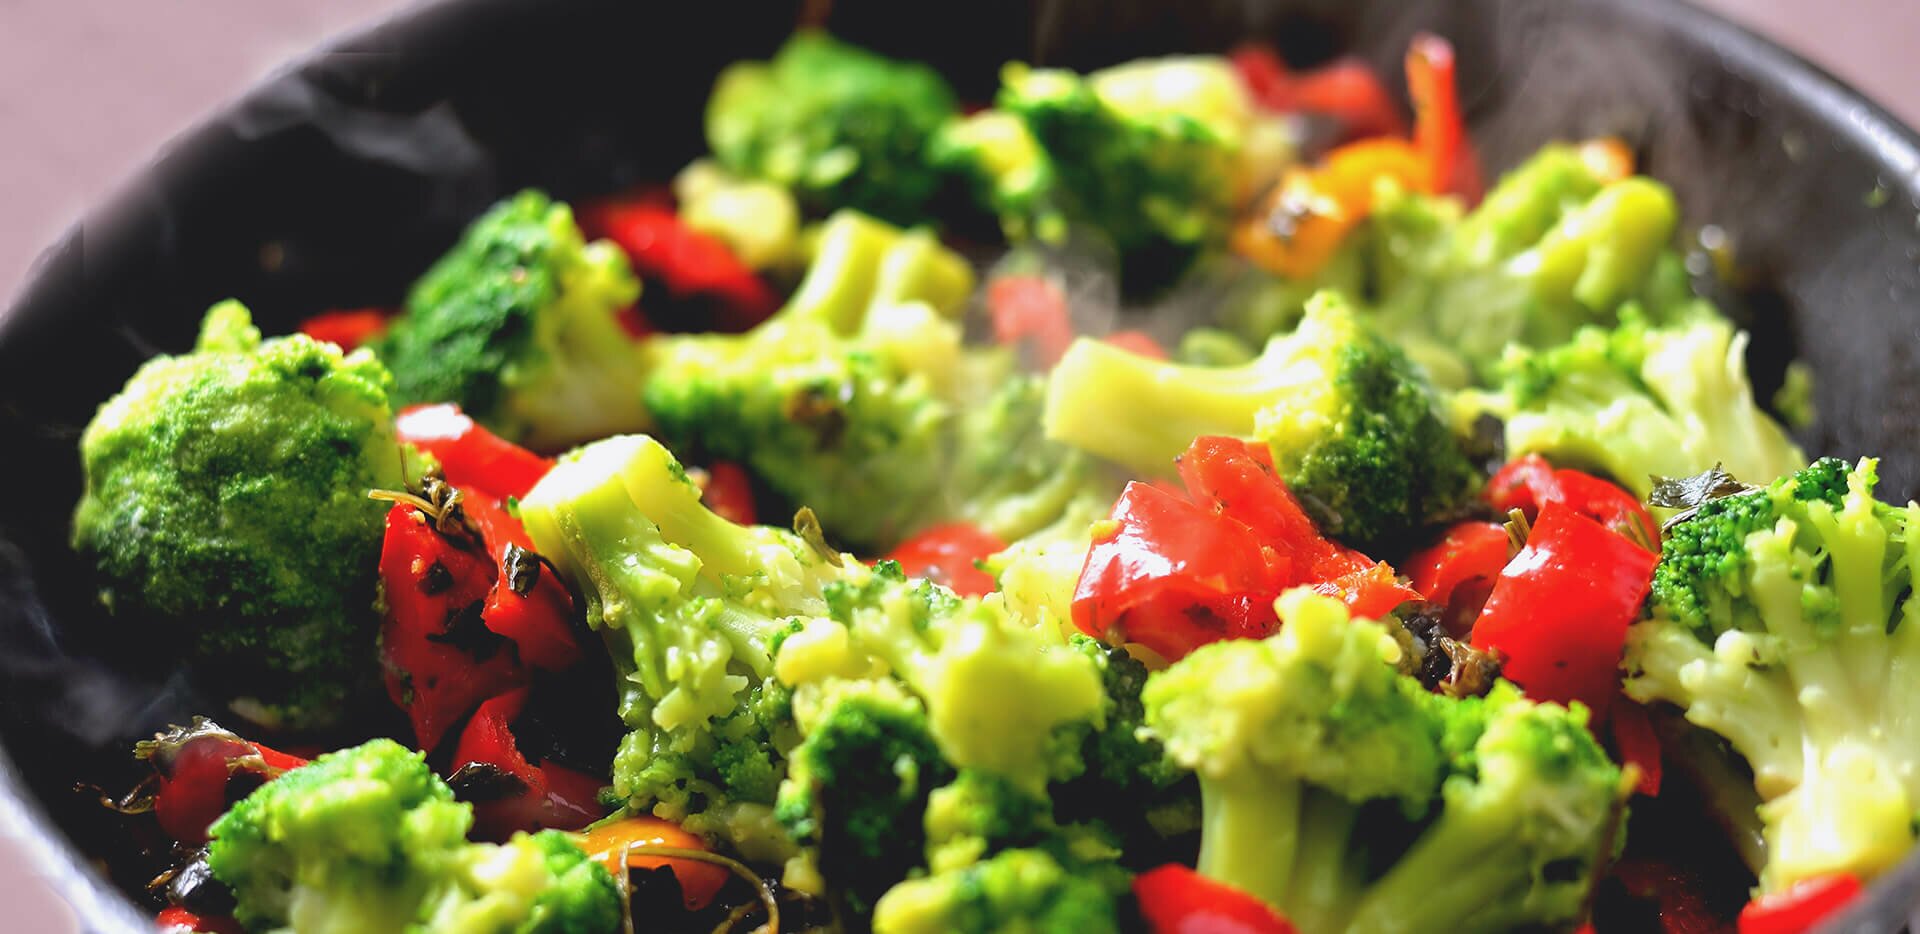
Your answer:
(575, 816), (732, 911)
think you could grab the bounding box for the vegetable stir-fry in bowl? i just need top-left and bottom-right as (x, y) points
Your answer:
(8, 1), (1920, 932)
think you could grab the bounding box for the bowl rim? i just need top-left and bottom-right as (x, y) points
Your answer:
(5, 0), (1919, 930)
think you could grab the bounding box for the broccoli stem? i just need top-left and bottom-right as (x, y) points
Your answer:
(1279, 793), (1366, 934)
(1045, 337), (1308, 476)
(1195, 776), (1304, 909)
(1345, 800), (1528, 932)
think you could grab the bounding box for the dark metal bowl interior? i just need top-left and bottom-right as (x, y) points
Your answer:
(4, 0), (1919, 929)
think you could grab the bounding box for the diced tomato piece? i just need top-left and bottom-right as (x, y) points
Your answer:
(156, 907), (244, 934)
(396, 403), (554, 502)
(886, 523), (1008, 598)
(1406, 521), (1510, 633)
(377, 504), (528, 752)
(297, 307), (390, 351)
(452, 689), (604, 841)
(1469, 503), (1659, 719)
(699, 460), (757, 526)
(1104, 329), (1168, 359)
(580, 198), (780, 332)
(576, 816), (732, 911)
(1134, 864), (1298, 934)
(1609, 696), (1663, 796)
(1738, 874), (1863, 934)
(988, 274), (1075, 368)
(1073, 481), (1287, 659)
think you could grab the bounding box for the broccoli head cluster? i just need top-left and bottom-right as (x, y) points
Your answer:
(207, 739), (620, 934)
(72, 301), (403, 727)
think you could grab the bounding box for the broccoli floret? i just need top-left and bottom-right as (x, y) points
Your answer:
(1625, 458), (1920, 890)
(1459, 313), (1806, 499)
(1143, 589), (1626, 933)
(207, 739), (620, 934)
(672, 158), (805, 274)
(871, 847), (1126, 934)
(646, 209), (1113, 550)
(518, 434), (850, 850)
(71, 301), (401, 727)
(937, 56), (1293, 286)
(375, 190), (645, 451)
(1049, 638), (1199, 855)
(1045, 291), (1481, 550)
(706, 31), (957, 223)
(774, 682), (956, 914)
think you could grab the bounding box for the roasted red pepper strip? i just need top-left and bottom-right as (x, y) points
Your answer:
(451, 689), (604, 841)
(1134, 864), (1298, 934)
(395, 403), (554, 502)
(1488, 455), (1656, 551)
(157, 906), (244, 934)
(377, 503), (528, 752)
(699, 460), (757, 526)
(1073, 481), (1287, 660)
(1738, 874), (1864, 934)
(576, 816), (732, 912)
(1104, 330), (1168, 360)
(1405, 33), (1482, 200)
(297, 307), (390, 352)
(886, 523), (1008, 598)
(580, 198), (780, 333)
(1230, 45), (1406, 141)
(143, 724), (308, 846)
(1609, 695), (1664, 796)
(1469, 502), (1659, 719)
(1405, 521), (1510, 634)
(463, 495), (582, 673)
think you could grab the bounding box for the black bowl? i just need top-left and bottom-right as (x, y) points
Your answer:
(4, 0), (1919, 930)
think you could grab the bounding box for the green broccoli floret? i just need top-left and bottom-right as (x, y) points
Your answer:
(1045, 291), (1481, 550)
(1144, 589), (1626, 933)
(207, 739), (620, 934)
(871, 847), (1126, 934)
(645, 209), (1113, 550)
(375, 190), (645, 451)
(1050, 638), (1198, 855)
(1458, 313), (1805, 499)
(517, 433), (852, 852)
(1625, 458), (1920, 891)
(774, 682), (956, 914)
(706, 31), (958, 223)
(936, 56), (1292, 286)
(71, 301), (401, 728)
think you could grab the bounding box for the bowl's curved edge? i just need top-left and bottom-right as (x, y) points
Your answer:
(5, 0), (1920, 931)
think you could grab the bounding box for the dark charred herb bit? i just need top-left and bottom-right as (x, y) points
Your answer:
(445, 762), (533, 803)
(420, 561), (455, 595)
(502, 543), (542, 596)
(1649, 464), (1758, 531)
(424, 600), (512, 661)
(165, 848), (236, 917)
(1396, 603), (1506, 698)
(792, 507), (843, 567)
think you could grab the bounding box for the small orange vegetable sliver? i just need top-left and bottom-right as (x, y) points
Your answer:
(575, 816), (732, 911)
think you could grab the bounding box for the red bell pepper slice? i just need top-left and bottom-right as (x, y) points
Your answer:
(1488, 455), (1656, 551)
(580, 197), (780, 333)
(463, 495), (582, 673)
(396, 403), (554, 502)
(157, 907), (245, 934)
(140, 723), (307, 846)
(886, 523), (1008, 598)
(987, 274), (1075, 368)
(699, 460), (757, 526)
(1317, 560), (1422, 622)
(1228, 45), (1406, 141)
(451, 689), (605, 841)
(1738, 874), (1863, 934)
(297, 307), (390, 352)
(377, 503), (529, 752)
(1073, 481), (1287, 659)
(1469, 502), (1659, 719)
(1134, 864), (1298, 934)
(1405, 33), (1482, 201)
(1609, 695), (1664, 796)
(1405, 521), (1510, 634)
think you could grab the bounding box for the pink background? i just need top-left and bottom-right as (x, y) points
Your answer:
(0, 1), (1914, 930)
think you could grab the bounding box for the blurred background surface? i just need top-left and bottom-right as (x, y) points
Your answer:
(0, 0), (1914, 930)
